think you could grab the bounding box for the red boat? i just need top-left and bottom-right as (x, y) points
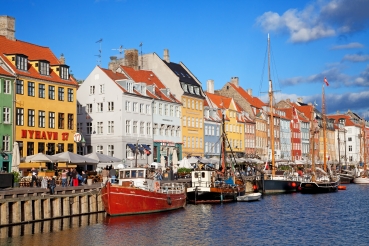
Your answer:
(101, 167), (186, 216)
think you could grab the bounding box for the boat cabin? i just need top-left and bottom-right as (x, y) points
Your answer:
(116, 167), (152, 189)
(191, 170), (213, 188)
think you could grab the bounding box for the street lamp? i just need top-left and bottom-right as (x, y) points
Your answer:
(81, 136), (86, 155)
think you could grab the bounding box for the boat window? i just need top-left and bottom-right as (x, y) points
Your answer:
(194, 173), (199, 178)
(119, 171), (124, 178)
(124, 171), (130, 178)
(138, 170), (144, 178)
(131, 170), (137, 178)
(202, 172), (205, 178)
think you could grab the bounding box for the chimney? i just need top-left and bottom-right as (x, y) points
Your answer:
(207, 79), (214, 94)
(286, 98), (290, 103)
(124, 49), (139, 69)
(59, 53), (65, 64)
(0, 16), (15, 41)
(163, 49), (170, 63)
(108, 56), (120, 72)
(247, 88), (252, 96)
(336, 110), (340, 114)
(297, 97), (303, 103)
(231, 77), (239, 87)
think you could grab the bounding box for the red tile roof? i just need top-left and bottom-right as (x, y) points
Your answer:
(205, 92), (232, 109)
(0, 36), (77, 86)
(228, 83), (266, 108)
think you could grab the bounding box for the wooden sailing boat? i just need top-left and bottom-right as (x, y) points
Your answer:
(186, 106), (245, 204)
(300, 80), (340, 193)
(353, 119), (368, 184)
(259, 34), (301, 194)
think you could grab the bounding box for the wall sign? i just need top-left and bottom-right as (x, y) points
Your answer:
(21, 129), (69, 141)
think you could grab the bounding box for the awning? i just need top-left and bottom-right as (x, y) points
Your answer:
(141, 144), (151, 151)
(127, 144), (136, 151)
(19, 163), (47, 169)
(57, 163), (77, 168)
(138, 146), (145, 154)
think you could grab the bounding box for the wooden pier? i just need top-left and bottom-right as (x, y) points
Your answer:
(0, 183), (105, 228)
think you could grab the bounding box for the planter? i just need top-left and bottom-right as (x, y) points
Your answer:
(87, 179), (93, 186)
(13, 182), (20, 188)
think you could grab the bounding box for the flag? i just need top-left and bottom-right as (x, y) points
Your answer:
(324, 77), (329, 86)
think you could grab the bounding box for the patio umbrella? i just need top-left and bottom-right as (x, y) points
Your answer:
(11, 142), (20, 172)
(187, 156), (199, 164)
(53, 151), (99, 164)
(172, 148), (179, 166)
(25, 152), (60, 163)
(84, 152), (122, 163)
(160, 155), (166, 167)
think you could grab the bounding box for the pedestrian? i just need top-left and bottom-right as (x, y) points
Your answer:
(81, 171), (88, 184)
(61, 169), (67, 187)
(49, 176), (56, 194)
(41, 176), (48, 189)
(109, 166), (116, 183)
(102, 167), (109, 184)
(30, 167), (38, 187)
(72, 169), (78, 187)
(69, 168), (74, 186)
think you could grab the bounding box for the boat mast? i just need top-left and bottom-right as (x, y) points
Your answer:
(268, 34), (276, 177)
(362, 119), (366, 174)
(221, 109), (226, 175)
(322, 85), (327, 172)
(310, 105), (316, 182)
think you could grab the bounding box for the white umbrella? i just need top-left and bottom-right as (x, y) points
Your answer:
(25, 152), (60, 163)
(160, 155), (166, 167)
(53, 151), (99, 164)
(187, 156), (199, 164)
(84, 152), (121, 163)
(11, 142), (20, 172)
(172, 148), (178, 166)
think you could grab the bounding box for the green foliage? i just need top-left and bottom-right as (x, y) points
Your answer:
(12, 171), (21, 183)
(177, 168), (191, 174)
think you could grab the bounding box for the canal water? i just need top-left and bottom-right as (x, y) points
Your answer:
(1, 184), (369, 246)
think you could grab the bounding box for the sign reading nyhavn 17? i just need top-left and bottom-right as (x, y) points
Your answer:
(21, 130), (69, 141)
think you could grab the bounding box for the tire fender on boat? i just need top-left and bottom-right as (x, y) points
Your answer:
(167, 196), (172, 205)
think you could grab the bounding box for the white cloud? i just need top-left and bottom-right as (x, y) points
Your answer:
(256, 0), (369, 43)
(342, 54), (369, 62)
(330, 42), (364, 50)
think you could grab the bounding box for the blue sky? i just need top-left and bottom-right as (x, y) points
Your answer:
(2, 0), (369, 119)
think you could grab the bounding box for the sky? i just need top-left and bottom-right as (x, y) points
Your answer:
(2, 0), (369, 119)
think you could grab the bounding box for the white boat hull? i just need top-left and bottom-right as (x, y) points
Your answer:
(237, 192), (262, 202)
(353, 177), (369, 184)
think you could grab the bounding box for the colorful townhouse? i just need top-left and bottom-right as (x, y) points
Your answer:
(278, 108), (292, 160)
(77, 65), (154, 168)
(119, 65), (182, 166)
(0, 16), (78, 170)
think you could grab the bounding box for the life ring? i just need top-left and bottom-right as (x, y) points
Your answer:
(155, 181), (160, 192)
(167, 196), (172, 205)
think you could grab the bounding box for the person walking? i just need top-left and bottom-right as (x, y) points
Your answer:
(49, 176), (56, 194)
(61, 169), (67, 187)
(102, 167), (109, 184)
(81, 171), (88, 185)
(30, 167), (38, 187)
(109, 166), (116, 183)
(72, 169), (78, 187)
(68, 168), (73, 187)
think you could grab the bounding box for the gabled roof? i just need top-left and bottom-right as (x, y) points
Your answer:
(228, 83), (266, 109)
(164, 61), (199, 86)
(0, 35), (77, 86)
(205, 92), (232, 109)
(0, 65), (13, 77)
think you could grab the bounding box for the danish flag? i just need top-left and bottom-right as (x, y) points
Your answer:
(324, 77), (329, 86)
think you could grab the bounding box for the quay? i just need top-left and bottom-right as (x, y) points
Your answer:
(0, 183), (104, 228)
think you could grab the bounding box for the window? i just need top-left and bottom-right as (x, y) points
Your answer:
(108, 102), (114, 112)
(133, 121), (138, 134)
(3, 107), (10, 124)
(146, 122), (151, 135)
(58, 87), (64, 101)
(28, 109), (35, 127)
(133, 102), (138, 112)
(140, 122), (144, 134)
(200, 102), (202, 110)
(67, 89), (73, 102)
(164, 104), (168, 116)
(200, 119), (203, 128)
(348, 137), (352, 141)
(187, 117), (191, 127)
(90, 86), (95, 95)
(97, 102), (103, 112)
(2, 135), (10, 152)
(176, 106), (180, 117)
(4, 80), (11, 94)
(125, 101), (131, 111)
(183, 116), (186, 127)
(77, 122), (82, 133)
(16, 80), (23, 94)
(196, 101), (198, 110)
(108, 145), (114, 156)
(77, 103), (82, 114)
(183, 137), (186, 147)
(38, 111), (45, 128)
(39, 84), (45, 98)
(153, 103), (157, 114)
(146, 105), (151, 115)
(16, 108), (23, 126)
(87, 122), (92, 134)
(205, 126), (208, 135)
(192, 100), (194, 109)
(49, 112), (55, 128)
(159, 103), (163, 115)
(140, 103), (144, 113)
(153, 124), (158, 135)
(49, 85), (55, 99)
(183, 99), (186, 108)
(39, 61), (49, 75)
(170, 105), (174, 116)
(100, 84), (104, 94)
(16, 55), (28, 71)
(349, 145), (352, 151)
(124, 120), (132, 135)
(87, 104), (92, 113)
(196, 118), (198, 128)
(192, 118), (194, 127)
(58, 113), (64, 129)
(108, 121), (114, 134)
(96, 145), (103, 154)
(67, 114), (73, 130)
(60, 66), (69, 80)
(97, 122), (103, 134)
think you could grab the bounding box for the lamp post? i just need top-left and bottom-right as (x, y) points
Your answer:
(81, 137), (86, 155)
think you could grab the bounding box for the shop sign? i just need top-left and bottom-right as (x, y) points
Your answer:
(21, 129), (69, 141)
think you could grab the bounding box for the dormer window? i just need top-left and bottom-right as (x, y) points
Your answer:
(39, 61), (50, 75)
(194, 87), (200, 95)
(126, 81), (133, 93)
(182, 83), (188, 92)
(60, 65), (69, 80)
(189, 85), (194, 94)
(16, 55), (28, 71)
(205, 109), (209, 118)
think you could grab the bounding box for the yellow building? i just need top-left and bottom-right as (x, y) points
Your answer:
(205, 93), (245, 156)
(181, 95), (205, 157)
(0, 20), (78, 162)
